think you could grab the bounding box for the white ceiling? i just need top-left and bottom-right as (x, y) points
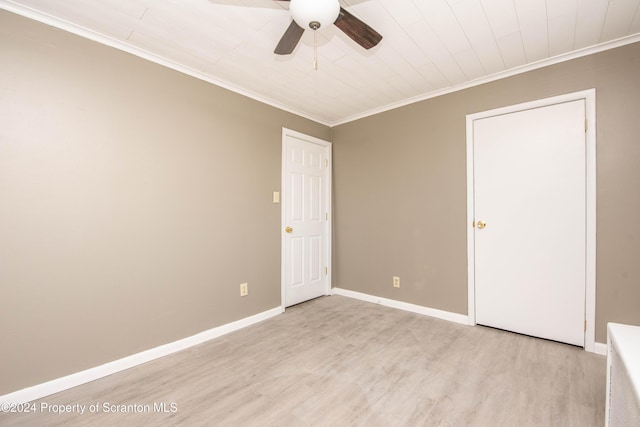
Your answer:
(2, 0), (640, 126)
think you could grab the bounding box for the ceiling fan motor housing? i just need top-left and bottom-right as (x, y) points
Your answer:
(289, 0), (340, 30)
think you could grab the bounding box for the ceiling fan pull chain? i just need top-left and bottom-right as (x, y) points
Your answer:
(313, 30), (318, 71)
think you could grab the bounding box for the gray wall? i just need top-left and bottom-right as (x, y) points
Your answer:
(0, 11), (329, 395)
(331, 42), (640, 344)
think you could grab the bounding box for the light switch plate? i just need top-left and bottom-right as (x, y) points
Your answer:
(273, 191), (280, 203)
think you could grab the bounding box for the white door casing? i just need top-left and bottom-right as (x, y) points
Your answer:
(281, 128), (331, 307)
(466, 90), (597, 351)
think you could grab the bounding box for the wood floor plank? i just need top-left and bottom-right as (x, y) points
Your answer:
(0, 295), (606, 426)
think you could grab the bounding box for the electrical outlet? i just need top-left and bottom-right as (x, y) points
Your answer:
(240, 283), (248, 297)
(393, 276), (400, 288)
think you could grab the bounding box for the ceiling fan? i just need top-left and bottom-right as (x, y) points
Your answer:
(273, 0), (383, 55)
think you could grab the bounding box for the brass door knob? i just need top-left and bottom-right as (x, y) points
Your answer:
(285, 226), (293, 233)
(477, 220), (486, 229)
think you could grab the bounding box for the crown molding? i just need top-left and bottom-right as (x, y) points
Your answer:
(331, 34), (640, 126)
(2, 0), (639, 128)
(0, 0), (331, 127)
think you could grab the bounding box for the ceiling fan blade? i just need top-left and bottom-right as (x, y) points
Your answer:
(334, 7), (382, 50)
(274, 20), (304, 55)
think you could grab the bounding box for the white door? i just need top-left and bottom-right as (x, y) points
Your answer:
(473, 100), (586, 346)
(282, 129), (331, 307)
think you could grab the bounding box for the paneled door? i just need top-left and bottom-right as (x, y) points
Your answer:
(472, 99), (587, 346)
(282, 129), (331, 307)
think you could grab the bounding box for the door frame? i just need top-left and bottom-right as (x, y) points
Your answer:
(281, 127), (332, 309)
(465, 89), (596, 352)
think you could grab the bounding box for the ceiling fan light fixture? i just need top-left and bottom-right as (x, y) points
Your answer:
(289, 0), (340, 30)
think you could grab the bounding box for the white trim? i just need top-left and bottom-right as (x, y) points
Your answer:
(333, 287), (606, 352)
(332, 287), (469, 325)
(0, 306), (283, 405)
(466, 89), (597, 352)
(281, 128), (332, 308)
(595, 341), (608, 356)
(2, 0), (638, 128)
(0, 0), (331, 127)
(331, 34), (640, 127)
(466, 113), (477, 328)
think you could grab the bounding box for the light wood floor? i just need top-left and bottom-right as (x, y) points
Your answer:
(1, 295), (606, 426)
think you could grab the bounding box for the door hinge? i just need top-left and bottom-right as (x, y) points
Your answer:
(472, 220), (475, 228)
(585, 120), (588, 132)
(584, 320), (587, 332)
(326, 159), (328, 167)
(325, 266), (328, 275)
(326, 212), (328, 221)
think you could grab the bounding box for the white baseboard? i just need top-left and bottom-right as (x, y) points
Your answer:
(332, 287), (469, 325)
(594, 341), (608, 356)
(2, 294), (605, 405)
(331, 288), (609, 355)
(0, 306), (284, 405)
(331, 288), (607, 356)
